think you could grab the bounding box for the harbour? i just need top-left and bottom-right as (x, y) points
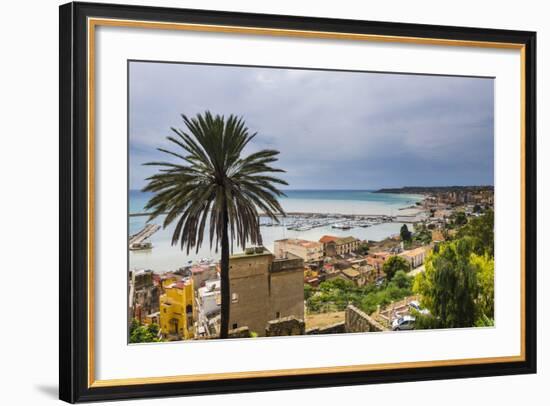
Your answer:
(129, 223), (160, 251)
(128, 189), (426, 271)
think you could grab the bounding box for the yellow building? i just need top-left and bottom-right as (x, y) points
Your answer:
(159, 278), (195, 340)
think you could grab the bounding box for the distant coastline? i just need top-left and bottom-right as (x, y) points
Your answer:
(374, 185), (494, 195)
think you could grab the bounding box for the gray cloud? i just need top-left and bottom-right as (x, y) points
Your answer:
(129, 61), (494, 190)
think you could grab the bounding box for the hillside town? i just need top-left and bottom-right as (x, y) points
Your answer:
(128, 186), (494, 342)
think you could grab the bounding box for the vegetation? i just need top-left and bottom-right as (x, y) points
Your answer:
(143, 112), (287, 338)
(304, 284), (314, 301)
(306, 275), (413, 315)
(382, 255), (410, 281)
(392, 270), (412, 289)
(356, 242), (369, 255)
(470, 253), (494, 319)
(413, 211), (494, 328)
(400, 224), (412, 242)
(456, 209), (494, 257)
(413, 223), (433, 245)
(413, 238), (478, 328)
(452, 211), (468, 227)
(129, 319), (162, 343)
(475, 314), (495, 327)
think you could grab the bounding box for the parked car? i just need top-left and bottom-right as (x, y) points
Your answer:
(408, 300), (430, 315)
(392, 315), (416, 331)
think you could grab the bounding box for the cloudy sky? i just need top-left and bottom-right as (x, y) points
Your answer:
(129, 61), (494, 190)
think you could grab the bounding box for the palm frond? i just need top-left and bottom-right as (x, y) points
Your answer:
(142, 111), (287, 253)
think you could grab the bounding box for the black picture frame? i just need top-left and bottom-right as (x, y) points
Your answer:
(59, 1), (537, 403)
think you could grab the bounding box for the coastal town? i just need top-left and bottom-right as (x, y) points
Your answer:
(128, 186), (494, 342)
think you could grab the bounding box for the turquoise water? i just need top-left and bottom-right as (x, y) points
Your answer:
(129, 190), (422, 272)
(130, 190), (421, 217)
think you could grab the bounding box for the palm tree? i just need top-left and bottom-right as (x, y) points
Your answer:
(143, 111), (287, 338)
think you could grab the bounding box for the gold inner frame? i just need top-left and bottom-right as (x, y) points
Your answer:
(87, 17), (527, 388)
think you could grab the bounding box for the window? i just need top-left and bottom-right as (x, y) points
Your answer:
(232, 323), (238, 329)
(276, 311), (280, 319)
(231, 292), (239, 303)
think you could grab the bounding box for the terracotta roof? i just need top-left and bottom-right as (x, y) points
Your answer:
(175, 279), (191, 289)
(319, 235), (339, 243)
(191, 265), (210, 274)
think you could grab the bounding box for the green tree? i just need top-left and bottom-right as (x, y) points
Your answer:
(382, 255), (410, 281)
(400, 224), (412, 242)
(413, 313), (442, 330)
(413, 238), (478, 328)
(457, 210), (494, 257)
(453, 211), (467, 226)
(356, 242), (369, 255)
(470, 253), (494, 320)
(304, 284), (314, 301)
(475, 314), (495, 327)
(390, 270), (412, 289)
(129, 319), (161, 343)
(413, 223), (432, 245)
(144, 112), (287, 338)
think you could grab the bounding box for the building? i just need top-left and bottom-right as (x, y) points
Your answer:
(228, 247), (304, 336)
(304, 267), (320, 287)
(274, 238), (323, 263)
(144, 312), (160, 326)
(159, 278), (195, 340)
(130, 269), (160, 324)
(431, 229), (445, 242)
(191, 264), (218, 290)
(366, 251), (392, 271)
(399, 247), (428, 269)
(339, 268), (362, 285)
(319, 235), (360, 257)
(338, 264), (378, 287)
(195, 279), (221, 338)
(197, 279), (221, 317)
(160, 272), (179, 289)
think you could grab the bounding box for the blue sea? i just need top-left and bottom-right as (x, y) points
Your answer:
(129, 189), (423, 272)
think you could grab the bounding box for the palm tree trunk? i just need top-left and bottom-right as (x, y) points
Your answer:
(219, 201), (230, 339)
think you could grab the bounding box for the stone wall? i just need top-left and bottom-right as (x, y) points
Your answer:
(228, 326), (251, 339)
(306, 321), (345, 335)
(265, 316), (305, 336)
(269, 263), (304, 323)
(271, 255), (303, 273)
(228, 252), (272, 335)
(345, 305), (387, 333)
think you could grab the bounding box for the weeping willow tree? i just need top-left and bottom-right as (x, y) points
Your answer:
(413, 237), (495, 328)
(143, 112), (287, 338)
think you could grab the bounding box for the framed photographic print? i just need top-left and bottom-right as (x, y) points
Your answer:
(59, 1), (537, 403)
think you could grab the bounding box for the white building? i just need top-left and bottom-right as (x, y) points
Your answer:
(399, 247), (428, 269)
(274, 238), (323, 263)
